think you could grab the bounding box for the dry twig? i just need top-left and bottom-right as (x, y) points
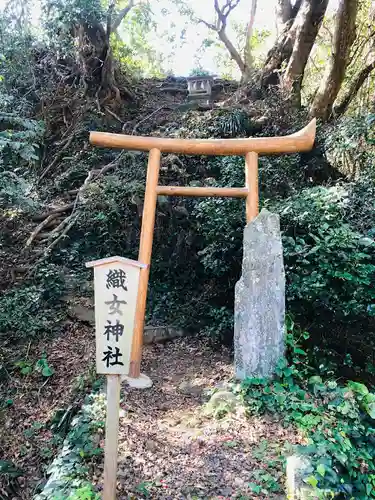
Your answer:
(131, 106), (172, 135)
(24, 214), (59, 248)
(39, 134), (75, 181)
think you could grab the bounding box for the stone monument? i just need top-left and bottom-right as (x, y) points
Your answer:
(234, 209), (285, 379)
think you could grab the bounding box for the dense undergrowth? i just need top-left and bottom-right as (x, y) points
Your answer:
(239, 317), (375, 499)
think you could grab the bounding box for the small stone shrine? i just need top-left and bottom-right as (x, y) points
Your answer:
(186, 75), (214, 107)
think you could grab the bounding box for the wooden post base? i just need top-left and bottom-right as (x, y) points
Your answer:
(103, 374), (121, 500)
(122, 373), (153, 389)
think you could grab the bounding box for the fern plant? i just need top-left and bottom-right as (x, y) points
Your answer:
(0, 112), (44, 166)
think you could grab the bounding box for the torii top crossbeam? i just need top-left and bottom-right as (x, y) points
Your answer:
(90, 119), (316, 156)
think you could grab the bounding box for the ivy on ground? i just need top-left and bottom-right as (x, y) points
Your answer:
(238, 318), (375, 499)
(35, 392), (105, 500)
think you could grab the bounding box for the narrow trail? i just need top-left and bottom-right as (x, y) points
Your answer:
(101, 338), (300, 499)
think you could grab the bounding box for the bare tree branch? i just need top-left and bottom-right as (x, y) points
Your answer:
(111, 0), (135, 34)
(214, 0), (241, 29)
(217, 27), (246, 73)
(198, 0), (245, 75)
(243, 0), (258, 77)
(334, 59), (375, 117)
(197, 18), (217, 31)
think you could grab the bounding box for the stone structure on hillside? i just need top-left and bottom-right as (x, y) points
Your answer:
(234, 209), (285, 379)
(186, 75), (214, 108)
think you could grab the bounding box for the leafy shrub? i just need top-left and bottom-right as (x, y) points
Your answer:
(239, 320), (375, 499)
(0, 264), (66, 341)
(0, 172), (36, 210)
(270, 186), (375, 319)
(15, 354), (54, 377)
(0, 112), (44, 168)
(35, 393), (105, 500)
(217, 109), (253, 137)
(73, 176), (145, 261)
(344, 168), (375, 234)
(325, 113), (375, 178)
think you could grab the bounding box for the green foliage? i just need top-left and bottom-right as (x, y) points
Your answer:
(24, 421), (44, 439)
(35, 354), (54, 377)
(0, 112), (44, 165)
(345, 168), (375, 235)
(325, 113), (375, 177)
(0, 172), (36, 210)
(68, 485), (100, 500)
(0, 264), (66, 341)
(35, 393), (105, 500)
(271, 186), (375, 319)
(114, 2), (164, 78)
(42, 0), (104, 53)
(0, 111), (44, 210)
(239, 320), (375, 499)
(73, 174), (145, 260)
(217, 109), (253, 137)
(0, 459), (23, 499)
(15, 354), (54, 377)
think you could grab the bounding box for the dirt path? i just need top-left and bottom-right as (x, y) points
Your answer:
(101, 338), (301, 500)
(2, 333), (301, 499)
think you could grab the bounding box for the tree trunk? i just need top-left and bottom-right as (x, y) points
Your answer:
(276, 0), (293, 32)
(333, 59), (375, 117)
(75, 2), (135, 103)
(243, 0), (258, 81)
(310, 0), (359, 120)
(76, 22), (108, 84)
(218, 27), (246, 75)
(283, 0), (329, 105)
(261, 1), (302, 87)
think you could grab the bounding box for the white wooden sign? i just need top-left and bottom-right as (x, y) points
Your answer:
(86, 256), (146, 375)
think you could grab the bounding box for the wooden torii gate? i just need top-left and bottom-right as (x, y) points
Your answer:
(90, 118), (316, 380)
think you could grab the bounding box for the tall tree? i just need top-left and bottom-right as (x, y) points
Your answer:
(333, 58), (375, 116)
(243, 0), (258, 76)
(282, 0), (329, 104)
(261, 0), (303, 87)
(44, 0), (141, 102)
(310, 0), (359, 120)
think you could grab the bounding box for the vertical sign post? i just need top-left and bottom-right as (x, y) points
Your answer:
(86, 256), (146, 500)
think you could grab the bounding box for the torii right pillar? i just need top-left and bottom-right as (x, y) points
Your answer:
(234, 208), (285, 380)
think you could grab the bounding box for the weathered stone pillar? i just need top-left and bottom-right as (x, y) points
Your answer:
(234, 209), (285, 379)
(286, 455), (316, 499)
